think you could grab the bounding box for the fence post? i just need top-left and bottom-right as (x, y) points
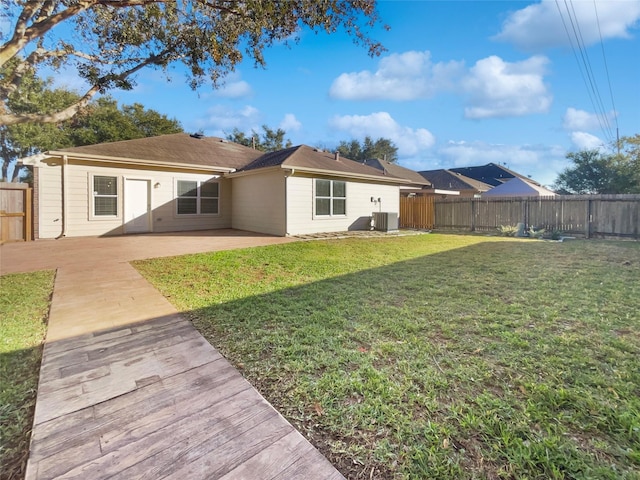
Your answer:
(470, 198), (476, 232)
(585, 198), (592, 239)
(25, 187), (32, 241)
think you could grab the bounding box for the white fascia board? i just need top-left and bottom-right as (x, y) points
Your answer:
(288, 166), (408, 185)
(45, 151), (236, 173)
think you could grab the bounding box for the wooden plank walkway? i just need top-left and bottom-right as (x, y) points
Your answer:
(14, 233), (343, 480)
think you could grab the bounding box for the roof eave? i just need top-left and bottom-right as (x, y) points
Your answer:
(225, 165), (284, 178)
(227, 164), (409, 184)
(289, 165), (409, 184)
(43, 151), (237, 173)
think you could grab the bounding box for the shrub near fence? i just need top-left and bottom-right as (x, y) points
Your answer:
(434, 195), (640, 239)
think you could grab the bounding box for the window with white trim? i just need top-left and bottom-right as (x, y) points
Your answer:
(93, 175), (118, 217)
(176, 179), (219, 215)
(315, 179), (346, 216)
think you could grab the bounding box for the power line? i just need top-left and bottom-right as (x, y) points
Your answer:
(567, 0), (614, 141)
(593, 0), (620, 151)
(555, 0), (615, 145)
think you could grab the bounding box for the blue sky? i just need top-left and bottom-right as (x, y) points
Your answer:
(61, 1), (640, 185)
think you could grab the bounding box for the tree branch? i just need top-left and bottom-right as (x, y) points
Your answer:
(0, 1), (94, 69)
(0, 84), (100, 125)
(0, 0), (169, 69)
(0, 47), (173, 125)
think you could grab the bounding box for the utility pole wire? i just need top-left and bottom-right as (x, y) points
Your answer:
(593, 0), (620, 153)
(565, 0), (613, 142)
(555, 0), (614, 145)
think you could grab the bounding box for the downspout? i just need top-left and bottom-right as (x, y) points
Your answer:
(284, 169), (295, 236)
(56, 155), (68, 239)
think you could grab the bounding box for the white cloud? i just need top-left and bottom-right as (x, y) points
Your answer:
(330, 50), (553, 120)
(329, 50), (464, 101)
(329, 112), (436, 157)
(279, 113), (302, 132)
(494, 0), (640, 50)
(191, 105), (261, 135)
(212, 80), (252, 98)
(570, 131), (606, 150)
(563, 107), (617, 132)
(202, 71), (253, 98)
(436, 140), (567, 186)
(462, 55), (552, 118)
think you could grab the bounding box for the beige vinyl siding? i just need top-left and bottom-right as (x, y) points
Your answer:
(231, 170), (286, 236)
(149, 174), (231, 233)
(286, 175), (400, 235)
(35, 161), (231, 238)
(37, 163), (63, 239)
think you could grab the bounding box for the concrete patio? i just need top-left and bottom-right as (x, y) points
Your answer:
(1, 230), (345, 479)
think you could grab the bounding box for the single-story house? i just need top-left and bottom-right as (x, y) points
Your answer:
(418, 169), (492, 197)
(22, 133), (411, 239)
(482, 177), (556, 197)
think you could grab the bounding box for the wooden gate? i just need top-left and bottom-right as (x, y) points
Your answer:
(0, 182), (32, 243)
(400, 195), (435, 229)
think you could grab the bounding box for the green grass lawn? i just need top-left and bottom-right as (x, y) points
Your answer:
(0, 270), (54, 480)
(134, 234), (640, 479)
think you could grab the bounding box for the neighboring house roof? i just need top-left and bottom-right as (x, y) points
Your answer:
(235, 145), (409, 184)
(361, 158), (432, 187)
(418, 169), (492, 192)
(448, 163), (539, 187)
(45, 133), (263, 172)
(482, 177), (556, 197)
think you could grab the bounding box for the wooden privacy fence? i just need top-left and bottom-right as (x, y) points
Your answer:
(0, 182), (32, 243)
(399, 195), (435, 229)
(434, 195), (640, 239)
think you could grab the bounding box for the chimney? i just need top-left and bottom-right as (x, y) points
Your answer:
(335, 151), (340, 161)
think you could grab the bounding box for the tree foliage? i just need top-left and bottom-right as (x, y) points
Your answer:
(1, 68), (182, 181)
(336, 136), (398, 163)
(553, 136), (640, 194)
(226, 125), (292, 153)
(66, 97), (183, 146)
(1, 64), (79, 181)
(1, 0), (385, 126)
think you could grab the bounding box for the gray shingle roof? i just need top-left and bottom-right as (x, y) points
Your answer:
(362, 159), (432, 186)
(240, 145), (405, 180)
(449, 163), (539, 187)
(47, 134), (416, 184)
(418, 169), (492, 192)
(49, 133), (263, 170)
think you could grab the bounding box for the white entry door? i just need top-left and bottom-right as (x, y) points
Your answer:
(124, 179), (151, 233)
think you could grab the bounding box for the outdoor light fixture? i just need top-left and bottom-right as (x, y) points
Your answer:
(154, 182), (161, 189)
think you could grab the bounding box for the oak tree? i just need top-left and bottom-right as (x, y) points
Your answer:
(1, 0), (385, 126)
(1, 67), (182, 181)
(553, 138), (640, 194)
